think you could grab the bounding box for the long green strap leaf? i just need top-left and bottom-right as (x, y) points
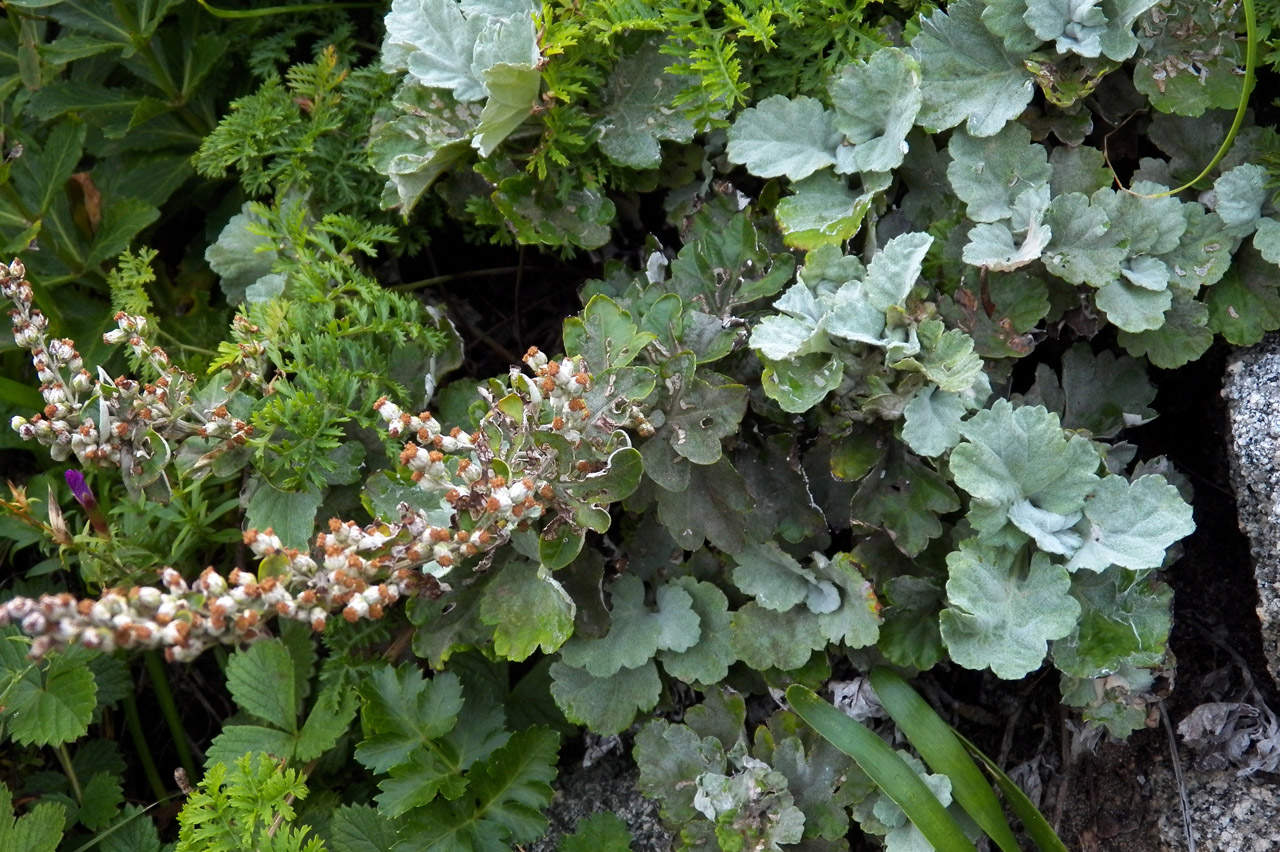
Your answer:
(869, 667), (1022, 852)
(786, 684), (979, 852)
(954, 728), (1070, 852)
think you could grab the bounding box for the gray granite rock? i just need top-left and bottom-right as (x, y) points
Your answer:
(1223, 337), (1280, 688)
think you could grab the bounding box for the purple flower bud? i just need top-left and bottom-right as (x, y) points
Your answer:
(65, 469), (110, 538)
(65, 469), (95, 508)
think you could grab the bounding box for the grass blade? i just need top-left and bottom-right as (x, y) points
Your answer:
(870, 667), (1021, 852)
(954, 728), (1070, 852)
(786, 684), (979, 852)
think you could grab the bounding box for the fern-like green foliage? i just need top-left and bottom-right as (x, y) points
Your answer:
(206, 197), (462, 495)
(193, 47), (398, 226)
(175, 752), (325, 852)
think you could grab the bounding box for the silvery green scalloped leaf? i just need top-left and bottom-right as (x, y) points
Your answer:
(950, 399), (1102, 528)
(1024, 0), (1109, 58)
(656, 579), (736, 686)
(1094, 276), (1173, 332)
(557, 574), (700, 677)
(549, 660), (661, 735)
(1066, 474), (1195, 572)
(594, 41), (698, 169)
(1211, 163), (1269, 238)
(939, 543), (1081, 679)
(828, 48), (921, 174)
(947, 123), (1051, 224)
(912, 0), (1035, 137)
(980, 0), (1042, 52)
(902, 386), (968, 457)
(1042, 191), (1127, 287)
(1254, 218), (1280, 265)
(725, 94), (841, 180)
(1116, 292), (1213, 369)
(774, 172), (868, 249)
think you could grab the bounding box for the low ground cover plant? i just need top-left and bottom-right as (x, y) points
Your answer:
(0, 0), (1275, 849)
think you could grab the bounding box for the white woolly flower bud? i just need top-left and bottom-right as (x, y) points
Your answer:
(47, 338), (76, 364)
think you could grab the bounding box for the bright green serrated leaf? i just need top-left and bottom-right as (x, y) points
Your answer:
(204, 725), (298, 766)
(940, 543), (1081, 679)
(0, 783), (64, 852)
(245, 480), (323, 551)
(330, 804), (401, 852)
(296, 685), (358, 762)
(2, 649), (97, 746)
(226, 639), (296, 731)
(560, 812), (633, 852)
(355, 667), (464, 774)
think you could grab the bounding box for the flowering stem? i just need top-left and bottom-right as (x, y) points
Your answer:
(122, 689), (168, 800)
(144, 652), (199, 782)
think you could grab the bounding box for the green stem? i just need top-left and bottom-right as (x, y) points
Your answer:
(56, 743), (85, 805)
(388, 266), (530, 291)
(122, 689), (168, 801)
(195, 0), (379, 18)
(144, 651), (199, 781)
(1140, 0), (1256, 198)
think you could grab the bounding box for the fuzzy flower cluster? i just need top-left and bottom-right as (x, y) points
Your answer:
(3, 260), (252, 480)
(0, 340), (644, 662)
(0, 517), (437, 661)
